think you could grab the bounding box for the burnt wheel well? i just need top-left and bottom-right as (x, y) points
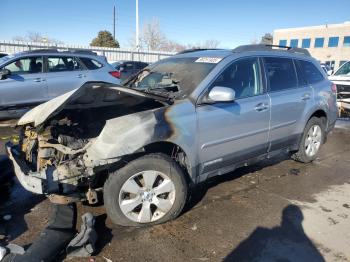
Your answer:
(143, 142), (193, 184)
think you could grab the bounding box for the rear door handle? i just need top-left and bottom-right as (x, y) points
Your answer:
(254, 103), (269, 112)
(77, 74), (86, 78)
(301, 93), (311, 101)
(34, 78), (43, 82)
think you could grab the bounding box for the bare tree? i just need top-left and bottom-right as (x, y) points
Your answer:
(127, 18), (220, 52)
(12, 31), (64, 45)
(141, 18), (167, 51)
(201, 39), (220, 48)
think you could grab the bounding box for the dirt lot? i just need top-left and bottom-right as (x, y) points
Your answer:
(1, 123), (350, 261)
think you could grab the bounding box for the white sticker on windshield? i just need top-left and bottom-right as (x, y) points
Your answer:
(195, 57), (223, 64)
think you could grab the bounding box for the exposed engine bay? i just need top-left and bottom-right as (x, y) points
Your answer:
(12, 82), (168, 203)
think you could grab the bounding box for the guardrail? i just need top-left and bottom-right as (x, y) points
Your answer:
(0, 40), (175, 63)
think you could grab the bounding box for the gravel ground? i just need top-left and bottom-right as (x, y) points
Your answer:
(0, 123), (350, 262)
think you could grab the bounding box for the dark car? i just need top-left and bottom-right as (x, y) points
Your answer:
(111, 60), (149, 81)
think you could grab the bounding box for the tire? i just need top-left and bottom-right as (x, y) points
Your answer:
(292, 117), (326, 163)
(103, 153), (188, 227)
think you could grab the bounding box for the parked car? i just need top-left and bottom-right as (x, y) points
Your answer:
(329, 61), (350, 115)
(111, 60), (149, 81)
(0, 53), (8, 58)
(7, 44), (337, 227)
(0, 49), (121, 119)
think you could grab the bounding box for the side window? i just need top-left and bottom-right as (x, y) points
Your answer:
(79, 57), (103, 70)
(4, 56), (43, 74)
(211, 57), (262, 99)
(296, 60), (324, 84)
(47, 56), (81, 72)
(294, 60), (308, 86)
(263, 57), (297, 92)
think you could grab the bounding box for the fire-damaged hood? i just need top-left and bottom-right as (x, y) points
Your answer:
(17, 82), (170, 127)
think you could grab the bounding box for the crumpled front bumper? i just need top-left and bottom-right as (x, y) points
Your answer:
(6, 142), (45, 194)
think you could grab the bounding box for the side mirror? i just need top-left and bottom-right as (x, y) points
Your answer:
(0, 69), (11, 80)
(205, 86), (235, 103)
(327, 70), (333, 76)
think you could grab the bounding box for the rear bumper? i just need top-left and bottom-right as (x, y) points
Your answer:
(6, 142), (45, 194)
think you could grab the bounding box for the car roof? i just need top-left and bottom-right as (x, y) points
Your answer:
(174, 45), (312, 60)
(9, 49), (99, 58)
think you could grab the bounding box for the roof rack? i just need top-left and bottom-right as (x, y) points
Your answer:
(176, 48), (223, 55)
(232, 44), (311, 56)
(22, 48), (97, 56)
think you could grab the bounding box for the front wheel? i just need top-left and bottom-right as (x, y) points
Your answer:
(103, 153), (188, 227)
(292, 117), (325, 163)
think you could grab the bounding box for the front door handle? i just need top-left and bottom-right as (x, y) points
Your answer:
(254, 103), (269, 112)
(77, 74), (86, 78)
(301, 93), (311, 101)
(34, 78), (42, 82)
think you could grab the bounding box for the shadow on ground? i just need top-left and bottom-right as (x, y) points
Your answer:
(184, 153), (291, 214)
(223, 205), (325, 262)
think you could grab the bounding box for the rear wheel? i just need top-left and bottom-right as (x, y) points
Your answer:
(103, 153), (188, 227)
(292, 117), (325, 163)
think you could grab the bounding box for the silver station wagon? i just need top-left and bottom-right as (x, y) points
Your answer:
(7, 44), (337, 227)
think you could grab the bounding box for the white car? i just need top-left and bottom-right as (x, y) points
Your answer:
(329, 61), (350, 115)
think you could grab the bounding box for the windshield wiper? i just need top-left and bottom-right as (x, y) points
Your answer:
(147, 84), (180, 93)
(128, 87), (175, 104)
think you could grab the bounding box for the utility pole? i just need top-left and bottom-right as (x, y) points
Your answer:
(136, 0), (139, 50)
(113, 5), (116, 41)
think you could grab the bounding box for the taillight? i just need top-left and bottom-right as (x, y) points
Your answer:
(331, 83), (337, 93)
(109, 71), (120, 79)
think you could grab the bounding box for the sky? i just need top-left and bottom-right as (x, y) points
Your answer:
(1, 0), (350, 49)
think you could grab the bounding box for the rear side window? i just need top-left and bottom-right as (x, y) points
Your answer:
(80, 57), (103, 70)
(47, 56), (81, 72)
(296, 60), (324, 84)
(263, 57), (297, 92)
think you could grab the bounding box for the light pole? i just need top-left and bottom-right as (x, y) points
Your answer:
(136, 0), (139, 50)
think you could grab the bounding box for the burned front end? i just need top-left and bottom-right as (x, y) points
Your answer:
(8, 118), (93, 201)
(7, 82), (169, 204)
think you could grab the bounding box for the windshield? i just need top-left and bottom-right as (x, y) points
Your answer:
(128, 57), (218, 99)
(335, 61), (350, 76)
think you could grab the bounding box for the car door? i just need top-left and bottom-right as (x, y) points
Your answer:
(264, 57), (313, 151)
(196, 57), (270, 176)
(0, 56), (48, 108)
(45, 55), (87, 99)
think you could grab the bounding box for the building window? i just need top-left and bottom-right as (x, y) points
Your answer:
(279, 40), (287, 46)
(344, 36), (350, 47)
(314, 38), (324, 48)
(302, 38), (311, 48)
(290, 39), (299, 47)
(328, 37), (339, 47)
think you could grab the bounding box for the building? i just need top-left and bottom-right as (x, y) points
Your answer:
(273, 22), (350, 70)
